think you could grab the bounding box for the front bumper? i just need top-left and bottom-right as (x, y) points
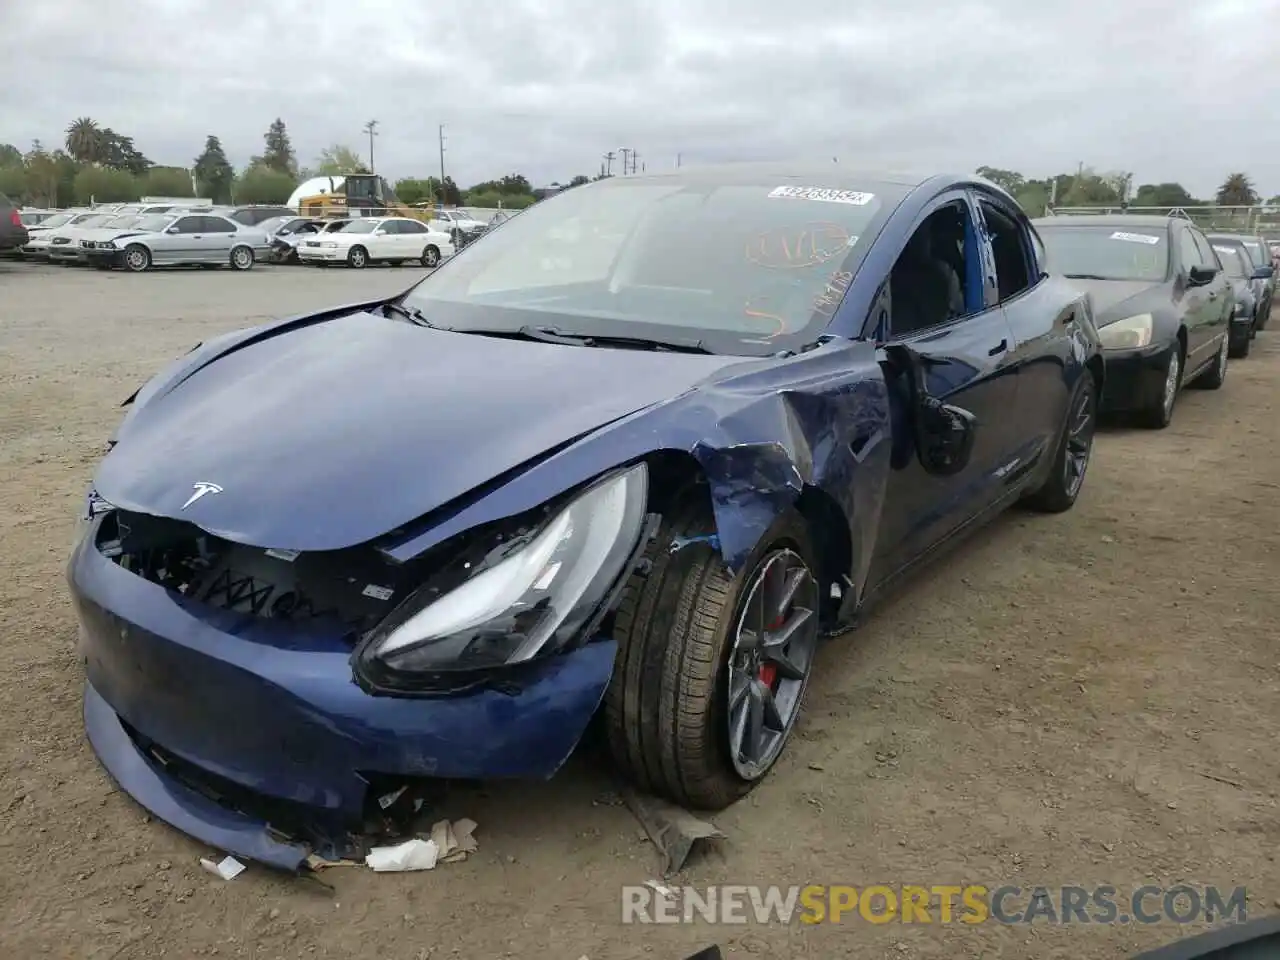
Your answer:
(48, 243), (86, 263)
(1098, 341), (1175, 413)
(69, 527), (615, 862)
(83, 248), (122, 268)
(297, 245), (345, 262)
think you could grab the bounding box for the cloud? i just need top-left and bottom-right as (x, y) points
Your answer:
(0, 0), (1274, 196)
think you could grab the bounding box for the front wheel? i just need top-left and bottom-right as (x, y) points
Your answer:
(1139, 345), (1181, 429)
(1023, 372), (1097, 513)
(122, 244), (151, 273)
(421, 245), (441, 268)
(1229, 322), (1253, 359)
(605, 505), (821, 810)
(347, 245), (368, 269)
(229, 245), (254, 271)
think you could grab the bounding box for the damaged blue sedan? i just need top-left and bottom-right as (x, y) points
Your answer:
(70, 165), (1103, 868)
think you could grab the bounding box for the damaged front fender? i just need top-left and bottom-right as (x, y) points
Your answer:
(383, 339), (892, 607)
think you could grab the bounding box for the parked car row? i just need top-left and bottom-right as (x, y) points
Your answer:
(1032, 213), (1275, 409)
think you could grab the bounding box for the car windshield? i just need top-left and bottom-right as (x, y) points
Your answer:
(256, 216), (290, 234)
(1036, 224), (1169, 282)
(103, 215), (140, 228)
(134, 214), (175, 232)
(36, 213), (74, 229)
(1213, 246), (1249, 279)
(1242, 240), (1268, 266)
(73, 213), (112, 228)
(339, 220), (377, 234)
(402, 178), (888, 354)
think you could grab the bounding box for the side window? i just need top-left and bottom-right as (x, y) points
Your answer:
(1190, 231), (1218, 269)
(887, 200), (972, 336)
(378, 220), (400, 234)
(201, 216), (236, 233)
(399, 220), (427, 234)
(978, 200), (1033, 302)
(1177, 228), (1205, 271)
(173, 216), (204, 234)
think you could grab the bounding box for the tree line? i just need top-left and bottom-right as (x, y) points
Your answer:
(0, 117), (595, 210)
(1, 116), (1275, 213)
(976, 166), (1280, 214)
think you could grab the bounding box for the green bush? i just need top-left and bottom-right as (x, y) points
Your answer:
(234, 167), (296, 204)
(73, 166), (140, 204)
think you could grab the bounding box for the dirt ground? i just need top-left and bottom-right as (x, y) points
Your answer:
(1, 260), (1277, 960)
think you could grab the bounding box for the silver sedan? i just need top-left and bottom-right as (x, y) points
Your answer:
(108, 212), (272, 272)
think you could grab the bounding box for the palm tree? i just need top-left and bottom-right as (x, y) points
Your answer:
(1215, 173), (1258, 207)
(65, 117), (102, 163)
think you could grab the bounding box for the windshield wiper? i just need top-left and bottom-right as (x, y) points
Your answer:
(382, 300), (437, 328)
(512, 324), (713, 354)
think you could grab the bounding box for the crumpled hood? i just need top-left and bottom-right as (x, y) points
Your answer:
(94, 311), (742, 551)
(1061, 278), (1162, 323)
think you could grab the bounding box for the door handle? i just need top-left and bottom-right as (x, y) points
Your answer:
(1207, 291), (1217, 300)
(988, 339), (1008, 357)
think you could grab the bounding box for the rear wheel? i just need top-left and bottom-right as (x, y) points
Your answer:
(1229, 320), (1253, 359)
(1194, 334), (1229, 390)
(421, 245), (441, 268)
(1023, 372), (1097, 513)
(122, 244), (151, 273)
(605, 505), (821, 810)
(347, 245), (368, 269)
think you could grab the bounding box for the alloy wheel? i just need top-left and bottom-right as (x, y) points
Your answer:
(725, 549), (820, 780)
(1064, 378), (1096, 498)
(1162, 351), (1180, 419)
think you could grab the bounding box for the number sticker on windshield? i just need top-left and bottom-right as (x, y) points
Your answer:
(769, 186), (875, 205)
(1110, 231), (1161, 245)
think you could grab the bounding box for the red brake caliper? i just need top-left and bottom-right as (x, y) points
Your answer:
(758, 614), (785, 688)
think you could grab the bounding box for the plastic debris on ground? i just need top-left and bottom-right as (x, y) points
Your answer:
(363, 819), (479, 873)
(199, 855), (246, 880)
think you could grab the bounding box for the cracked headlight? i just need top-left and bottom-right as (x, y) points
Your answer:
(1098, 313), (1153, 350)
(360, 464), (649, 683)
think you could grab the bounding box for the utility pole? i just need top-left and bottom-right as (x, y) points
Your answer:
(603, 151), (615, 176)
(631, 152), (640, 175)
(438, 125), (447, 202)
(676, 153), (681, 168)
(362, 119), (379, 172)
(618, 148), (631, 176)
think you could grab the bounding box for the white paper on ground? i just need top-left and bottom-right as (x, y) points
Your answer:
(365, 838), (440, 872)
(199, 855), (246, 880)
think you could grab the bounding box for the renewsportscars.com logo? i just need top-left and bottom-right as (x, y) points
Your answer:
(621, 884), (1248, 926)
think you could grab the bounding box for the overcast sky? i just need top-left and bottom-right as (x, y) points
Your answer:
(2, 0), (1277, 196)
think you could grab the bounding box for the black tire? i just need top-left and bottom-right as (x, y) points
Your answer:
(347, 245), (368, 269)
(1194, 333), (1229, 390)
(229, 245), (254, 271)
(1023, 371), (1097, 513)
(122, 244), (151, 273)
(1229, 322), (1252, 359)
(605, 501), (819, 810)
(1139, 343), (1182, 429)
(421, 245), (441, 268)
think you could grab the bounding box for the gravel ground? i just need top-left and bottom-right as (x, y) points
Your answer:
(1, 260), (1278, 960)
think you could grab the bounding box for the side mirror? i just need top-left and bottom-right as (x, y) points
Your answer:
(883, 343), (977, 477)
(373, 229), (387, 236)
(1187, 265), (1216, 286)
(1253, 264), (1274, 280)
(165, 226), (179, 234)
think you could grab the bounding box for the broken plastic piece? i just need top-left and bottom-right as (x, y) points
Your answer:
(200, 855), (246, 880)
(366, 838), (439, 872)
(621, 786), (724, 877)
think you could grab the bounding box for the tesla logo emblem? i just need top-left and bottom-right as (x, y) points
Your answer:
(182, 482), (223, 510)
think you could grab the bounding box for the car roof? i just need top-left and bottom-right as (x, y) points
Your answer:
(1032, 214), (1175, 230)
(585, 162), (936, 200)
(1207, 231), (1264, 242)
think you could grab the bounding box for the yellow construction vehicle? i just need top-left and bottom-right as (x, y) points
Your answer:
(293, 174), (429, 222)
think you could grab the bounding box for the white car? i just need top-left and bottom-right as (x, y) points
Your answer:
(41, 211), (122, 262)
(296, 216), (455, 269)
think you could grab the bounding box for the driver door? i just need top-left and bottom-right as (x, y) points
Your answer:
(867, 193), (1021, 586)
